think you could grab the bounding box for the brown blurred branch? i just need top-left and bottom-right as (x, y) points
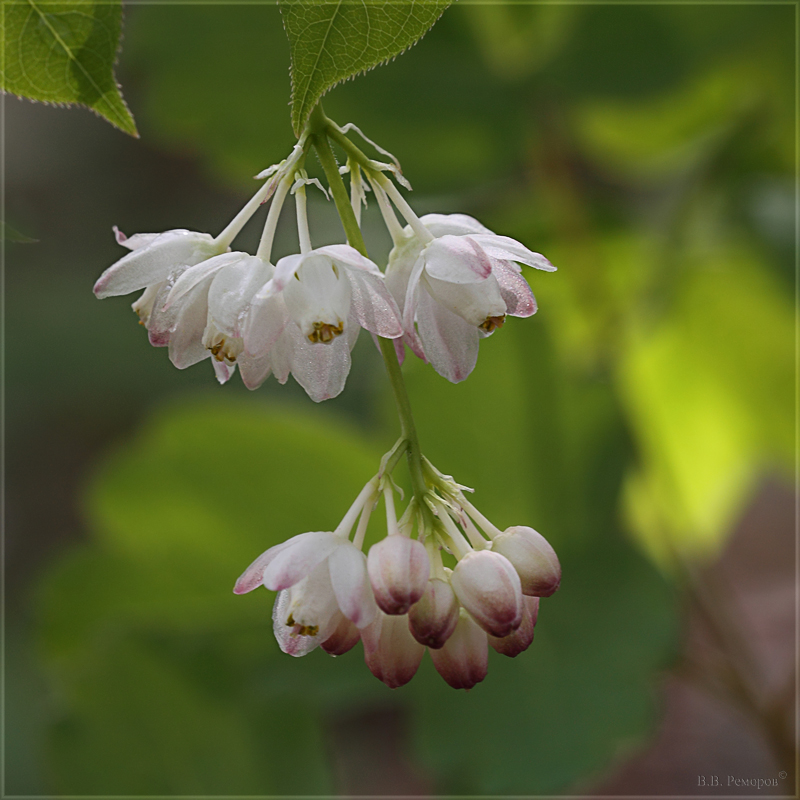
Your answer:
(680, 563), (797, 787)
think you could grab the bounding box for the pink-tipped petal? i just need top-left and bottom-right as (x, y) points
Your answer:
(321, 612), (362, 656)
(493, 261), (537, 318)
(367, 536), (430, 615)
(234, 538), (297, 594)
(408, 578), (460, 649)
(451, 550), (523, 638)
(429, 610), (488, 690)
(415, 288), (479, 383)
(423, 235), (493, 283)
(262, 531), (340, 591)
(362, 610), (425, 689)
(469, 234), (556, 271)
(491, 526), (561, 597)
(328, 542), (378, 628)
(93, 230), (218, 298)
(346, 270), (403, 339)
(488, 596), (539, 657)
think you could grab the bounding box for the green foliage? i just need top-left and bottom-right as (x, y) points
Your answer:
(1, 0), (136, 135)
(36, 377), (677, 794)
(279, 0), (451, 135)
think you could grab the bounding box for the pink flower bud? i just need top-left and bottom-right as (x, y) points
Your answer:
(361, 609), (425, 688)
(408, 578), (460, 648)
(429, 610), (488, 690)
(491, 526), (561, 597)
(450, 550), (523, 637)
(321, 613), (361, 656)
(367, 535), (430, 615)
(488, 595), (539, 657)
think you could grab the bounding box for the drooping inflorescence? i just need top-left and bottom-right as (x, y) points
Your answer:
(93, 111), (558, 689)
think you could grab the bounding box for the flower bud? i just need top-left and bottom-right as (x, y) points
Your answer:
(491, 526), (561, 597)
(361, 610), (425, 688)
(367, 535), (430, 615)
(408, 578), (460, 649)
(450, 550), (523, 638)
(429, 609), (488, 690)
(488, 596), (539, 657)
(321, 613), (361, 656)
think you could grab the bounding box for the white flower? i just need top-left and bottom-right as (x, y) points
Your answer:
(243, 244), (404, 402)
(161, 250), (274, 386)
(385, 214), (556, 383)
(93, 228), (223, 301)
(235, 529), (378, 657)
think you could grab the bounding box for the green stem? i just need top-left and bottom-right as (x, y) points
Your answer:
(308, 105), (430, 513)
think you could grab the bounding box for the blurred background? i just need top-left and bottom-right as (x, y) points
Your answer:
(5, 2), (795, 795)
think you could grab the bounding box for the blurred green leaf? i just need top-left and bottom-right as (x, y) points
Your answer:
(279, 0), (451, 135)
(619, 247), (793, 565)
(1, 1), (137, 136)
(1, 220), (38, 243)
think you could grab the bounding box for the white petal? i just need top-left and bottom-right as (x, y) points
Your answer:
(270, 253), (306, 294)
(328, 543), (378, 628)
(400, 256), (428, 358)
(114, 227), (160, 251)
(422, 235), (493, 284)
(212, 358), (235, 384)
(282, 254), (351, 339)
(313, 244), (383, 276)
(238, 351), (272, 390)
(415, 289), (479, 383)
(346, 269), (403, 339)
(244, 291), (290, 357)
(469, 234), (556, 271)
(208, 255), (273, 336)
(423, 272), (506, 328)
(262, 530), (340, 591)
(165, 251), (246, 310)
(167, 284), (212, 369)
(286, 323), (352, 402)
(419, 213), (494, 237)
(94, 230), (218, 298)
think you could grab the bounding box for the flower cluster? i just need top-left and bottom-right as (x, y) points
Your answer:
(235, 460), (560, 690)
(93, 130), (555, 399)
(96, 118), (561, 690)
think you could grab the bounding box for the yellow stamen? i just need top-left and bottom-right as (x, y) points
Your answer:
(479, 314), (506, 333)
(308, 320), (344, 344)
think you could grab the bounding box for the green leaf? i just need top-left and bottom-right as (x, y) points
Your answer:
(1, 220), (37, 243)
(279, 0), (452, 135)
(1, 1), (137, 136)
